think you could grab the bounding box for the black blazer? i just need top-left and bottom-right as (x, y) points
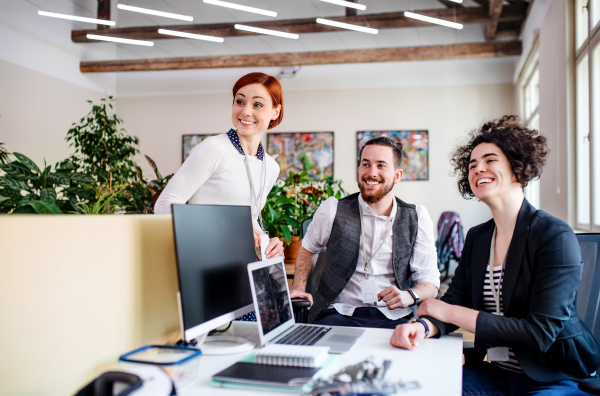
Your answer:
(425, 199), (600, 382)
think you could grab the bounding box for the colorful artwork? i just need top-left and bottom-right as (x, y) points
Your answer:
(357, 131), (429, 181)
(267, 132), (334, 180)
(182, 134), (217, 162)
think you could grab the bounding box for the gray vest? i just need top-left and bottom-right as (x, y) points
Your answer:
(307, 192), (419, 323)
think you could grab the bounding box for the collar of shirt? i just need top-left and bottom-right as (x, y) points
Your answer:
(357, 193), (397, 220)
(227, 129), (264, 161)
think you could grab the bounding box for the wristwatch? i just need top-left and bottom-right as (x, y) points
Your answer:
(407, 289), (420, 306)
(409, 317), (430, 337)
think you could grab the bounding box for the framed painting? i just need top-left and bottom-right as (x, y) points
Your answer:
(182, 134), (217, 162)
(356, 130), (429, 181)
(266, 132), (334, 180)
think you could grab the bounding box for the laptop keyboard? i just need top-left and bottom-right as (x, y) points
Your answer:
(275, 325), (332, 346)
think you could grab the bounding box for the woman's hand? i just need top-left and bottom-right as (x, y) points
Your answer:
(417, 298), (450, 322)
(253, 227), (261, 247)
(265, 237), (284, 259)
(390, 323), (425, 350)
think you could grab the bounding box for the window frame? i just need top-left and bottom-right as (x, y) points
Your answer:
(574, 0), (600, 232)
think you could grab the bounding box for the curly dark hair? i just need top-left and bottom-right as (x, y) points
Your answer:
(450, 115), (549, 199)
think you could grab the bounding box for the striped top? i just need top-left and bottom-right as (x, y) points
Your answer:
(483, 265), (523, 373)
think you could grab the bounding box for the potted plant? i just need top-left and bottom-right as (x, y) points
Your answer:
(261, 171), (346, 260)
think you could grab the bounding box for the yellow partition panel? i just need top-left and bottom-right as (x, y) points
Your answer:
(0, 214), (180, 396)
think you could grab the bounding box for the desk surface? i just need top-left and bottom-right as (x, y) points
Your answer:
(179, 322), (463, 396)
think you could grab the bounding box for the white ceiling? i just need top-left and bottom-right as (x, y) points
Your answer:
(0, 0), (519, 96)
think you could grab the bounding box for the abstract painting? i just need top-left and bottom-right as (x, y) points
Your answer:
(182, 134), (217, 162)
(357, 130), (429, 181)
(266, 132), (334, 180)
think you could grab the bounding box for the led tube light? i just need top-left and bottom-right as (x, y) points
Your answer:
(203, 0), (276, 17)
(319, 0), (366, 10)
(158, 29), (224, 42)
(404, 12), (463, 29)
(38, 10), (115, 25)
(234, 24), (299, 39)
(86, 34), (154, 46)
(447, 0), (463, 3)
(316, 18), (378, 34)
(117, 4), (193, 21)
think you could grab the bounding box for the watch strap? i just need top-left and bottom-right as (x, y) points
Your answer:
(410, 317), (430, 338)
(407, 289), (419, 306)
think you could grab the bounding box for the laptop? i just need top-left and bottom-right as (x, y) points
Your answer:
(247, 257), (365, 354)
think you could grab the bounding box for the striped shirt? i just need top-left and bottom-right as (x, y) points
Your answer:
(483, 265), (523, 373)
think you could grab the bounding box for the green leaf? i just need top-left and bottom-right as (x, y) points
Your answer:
(0, 177), (28, 191)
(13, 153), (41, 174)
(70, 172), (95, 184)
(280, 226), (292, 245)
(48, 172), (71, 186)
(12, 204), (36, 214)
(40, 188), (57, 202)
(18, 200), (61, 214)
(335, 191), (341, 199)
(0, 163), (33, 179)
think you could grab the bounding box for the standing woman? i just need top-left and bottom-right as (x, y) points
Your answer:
(155, 72), (284, 259)
(390, 116), (600, 395)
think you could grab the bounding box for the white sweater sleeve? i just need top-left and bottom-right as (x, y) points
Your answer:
(154, 137), (221, 214)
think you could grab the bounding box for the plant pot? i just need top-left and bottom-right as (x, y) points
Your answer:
(284, 236), (302, 260)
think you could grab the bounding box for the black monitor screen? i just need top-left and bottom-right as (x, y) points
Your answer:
(172, 204), (256, 332)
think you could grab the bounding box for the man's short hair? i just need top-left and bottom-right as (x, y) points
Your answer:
(359, 137), (403, 169)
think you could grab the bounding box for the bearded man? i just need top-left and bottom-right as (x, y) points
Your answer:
(289, 137), (440, 328)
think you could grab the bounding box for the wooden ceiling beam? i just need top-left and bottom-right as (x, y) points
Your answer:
(80, 40), (522, 73)
(345, 0), (358, 17)
(97, 0), (110, 30)
(72, 6), (527, 43)
(485, 0), (504, 40)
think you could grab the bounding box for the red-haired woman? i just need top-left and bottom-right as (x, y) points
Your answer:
(155, 72), (285, 260)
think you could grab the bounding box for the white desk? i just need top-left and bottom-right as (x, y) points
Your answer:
(179, 322), (463, 395)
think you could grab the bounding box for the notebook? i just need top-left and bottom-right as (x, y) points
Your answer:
(255, 344), (330, 367)
(247, 257), (365, 354)
(212, 362), (319, 388)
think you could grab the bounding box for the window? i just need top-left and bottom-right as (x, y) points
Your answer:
(519, 46), (541, 208)
(575, 0), (600, 231)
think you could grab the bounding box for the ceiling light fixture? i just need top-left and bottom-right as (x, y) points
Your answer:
(203, 0), (277, 17)
(404, 12), (463, 29)
(234, 24), (299, 39)
(38, 10), (115, 25)
(86, 34), (154, 46)
(315, 18), (378, 34)
(117, 4), (193, 21)
(318, 0), (366, 10)
(158, 29), (224, 42)
(447, 0), (463, 2)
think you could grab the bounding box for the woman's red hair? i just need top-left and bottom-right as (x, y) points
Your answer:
(232, 72), (284, 129)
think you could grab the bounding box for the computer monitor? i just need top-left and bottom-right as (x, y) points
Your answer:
(171, 204), (257, 352)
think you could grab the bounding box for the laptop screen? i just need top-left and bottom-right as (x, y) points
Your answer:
(250, 261), (293, 336)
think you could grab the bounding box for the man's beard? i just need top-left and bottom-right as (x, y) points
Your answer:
(359, 177), (394, 204)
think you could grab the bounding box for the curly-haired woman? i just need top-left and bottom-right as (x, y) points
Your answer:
(390, 115), (600, 395)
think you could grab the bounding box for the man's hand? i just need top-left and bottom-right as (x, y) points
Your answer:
(289, 289), (313, 309)
(377, 286), (414, 310)
(265, 237), (284, 259)
(390, 323), (425, 350)
(417, 298), (449, 322)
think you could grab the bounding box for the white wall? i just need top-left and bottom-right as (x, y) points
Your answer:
(0, 59), (108, 167)
(117, 83), (516, 231)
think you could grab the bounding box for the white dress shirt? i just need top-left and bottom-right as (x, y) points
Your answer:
(302, 194), (440, 320)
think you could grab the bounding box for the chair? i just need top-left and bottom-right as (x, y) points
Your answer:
(436, 212), (464, 282)
(576, 233), (600, 394)
(290, 218), (327, 323)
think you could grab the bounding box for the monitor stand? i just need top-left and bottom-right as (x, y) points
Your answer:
(194, 332), (256, 356)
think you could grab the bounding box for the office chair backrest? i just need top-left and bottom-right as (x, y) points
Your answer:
(576, 233), (600, 343)
(301, 218), (327, 296)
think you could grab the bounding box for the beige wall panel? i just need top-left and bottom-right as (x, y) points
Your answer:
(0, 215), (179, 396)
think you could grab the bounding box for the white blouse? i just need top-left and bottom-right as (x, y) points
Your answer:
(154, 131), (280, 230)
